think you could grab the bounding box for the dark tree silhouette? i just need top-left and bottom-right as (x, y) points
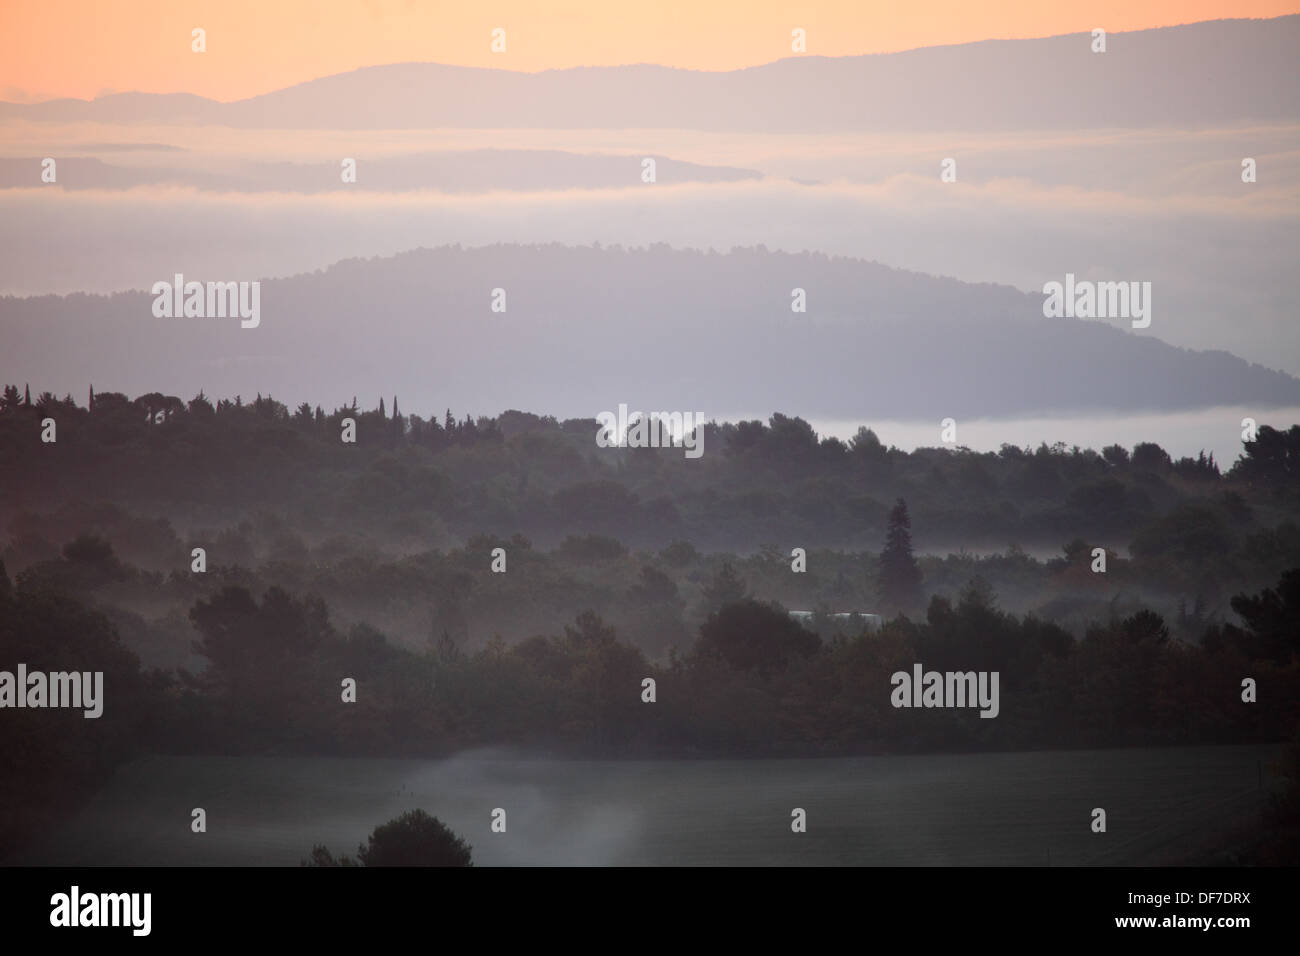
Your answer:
(878, 498), (923, 615)
(696, 599), (820, 677)
(1132, 441), (1172, 472)
(1204, 568), (1300, 663)
(359, 809), (472, 866)
(304, 809), (473, 867)
(1232, 424), (1300, 482)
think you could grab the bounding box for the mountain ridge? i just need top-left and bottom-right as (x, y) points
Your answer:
(3, 17), (1295, 131)
(2, 242), (1297, 420)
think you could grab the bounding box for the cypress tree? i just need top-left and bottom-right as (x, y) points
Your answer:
(878, 498), (924, 615)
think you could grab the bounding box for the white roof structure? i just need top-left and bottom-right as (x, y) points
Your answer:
(788, 610), (883, 630)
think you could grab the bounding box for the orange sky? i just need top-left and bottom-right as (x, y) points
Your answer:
(1, 0), (1296, 103)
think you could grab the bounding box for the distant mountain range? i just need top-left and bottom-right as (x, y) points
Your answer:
(2, 17), (1296, 131)
(0, 151), (759, 192)
(3, 243), (1297, 420)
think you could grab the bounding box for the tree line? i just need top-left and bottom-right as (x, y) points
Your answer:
(4, 554), (1297, 857)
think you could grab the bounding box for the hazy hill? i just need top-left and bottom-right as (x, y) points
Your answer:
(0, 151), (759, 192)
(2, 243), (1297, 420)
(2, 18), (1295, 131)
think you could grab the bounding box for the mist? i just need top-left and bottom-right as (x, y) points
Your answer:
(1, 171), (1296, 371)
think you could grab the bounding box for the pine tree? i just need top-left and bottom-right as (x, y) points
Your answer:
(379, 397), (386, 419)
(23, 384), (30, 406)
(878, 498), (923, 615)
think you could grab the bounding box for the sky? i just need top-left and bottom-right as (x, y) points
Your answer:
(1, 0), (1297, 102)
